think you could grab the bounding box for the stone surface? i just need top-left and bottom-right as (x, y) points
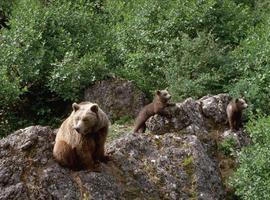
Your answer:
(1, 94), (248, 200)
(0, 125), (225, 200)
(146, 93), (232, 135)
(222, 129), (251, 149)
(84, 78), (149, 121)
(200, 94), (232, 124)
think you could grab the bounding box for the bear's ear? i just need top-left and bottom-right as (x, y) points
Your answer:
(72, 103), (80, 111)
(156, 90), (161, 95)
(90, 104), (99, 113)
(235, 98), (239, 103)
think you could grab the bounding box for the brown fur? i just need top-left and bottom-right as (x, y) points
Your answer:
(53, 102), (110, 170)
(226, 98), (248, 131)
(133, 89), (175, 133)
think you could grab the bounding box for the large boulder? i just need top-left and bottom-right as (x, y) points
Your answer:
(0, 125), (225, 200)
(146, 93), (232, 135)
(2, 94), (249, 200)
(84, 78), (149, 121)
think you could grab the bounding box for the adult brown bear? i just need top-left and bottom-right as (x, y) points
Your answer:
(53, 102), (110, 170)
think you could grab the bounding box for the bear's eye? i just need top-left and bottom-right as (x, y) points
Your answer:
(82, 118), (88, 122)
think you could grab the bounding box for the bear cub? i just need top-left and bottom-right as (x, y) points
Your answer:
(53, 102), (110, 171)
(226, 98), (248, 131)
(133, 89), (175, 133)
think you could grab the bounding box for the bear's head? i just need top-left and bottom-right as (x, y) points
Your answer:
(72, 102), (99, 135)
(156, 89), (171, 103)
(235, 98), (248, 110)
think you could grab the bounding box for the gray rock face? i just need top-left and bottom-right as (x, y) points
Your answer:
(0, 125), (225, 200)
(84, 78), (149, 121)
(222, 129), (251, 149)
(146, 93), (232, 135)
(200, 94), (232, 124)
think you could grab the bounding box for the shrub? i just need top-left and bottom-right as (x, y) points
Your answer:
(108, 0), (256, 97)
(0, 0), (112, 135)
(48, 51), (108, 101)
(0, 0), (111, 102)
(0, 0), (266, 136)
(0, 0), (15, 21)
(230, 116), (270, 200)
(164, 32), (227, 101)
(218, 136), (237, 156)
(227, 15), (270, 115)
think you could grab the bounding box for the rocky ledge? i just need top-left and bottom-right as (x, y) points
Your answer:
(146, 93), (232, 135)
(0, 94), (249, 200)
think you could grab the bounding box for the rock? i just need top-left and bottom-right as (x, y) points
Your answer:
(222, 129), (251, 149)
(200, 94), (232, 123)
(1, 93), (243, 200)
(146, 94), (231, 135)
(0, 126), (59, 200)
(0, 125), (225, 200)
(84, 78), (149, 121)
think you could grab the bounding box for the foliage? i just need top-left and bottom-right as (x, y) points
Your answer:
(218, 136), (237, 156)
(49, 51), (108, 100)
(107, 0), (256, 99)
(164, 32), (227, 100)
(0, 0), (15, 17)
(113, 116), (134, 125)
(0, 1), (270, 198)
(230, 116), (270, 200)
(227, 15), (270, 115)
(183, 156), (193, 168)
(0, 0), (111, 101)
(0, 0), (270, 136)
(108, 122), (133, 142)
(0, 0), (112, 135)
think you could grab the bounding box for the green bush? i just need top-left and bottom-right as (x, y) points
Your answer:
(0, 0), (268, 136)
(218, 136), (237, 156)
(0, 0), (15, 18)
(164, 32), (227, 100)
(0, 0), (260, 101)
(0, 0), (111, 102)
(227, 15), (270, 115)
(108, 0), (256, 97)
(0, 0), (113, 135)
(230, 116), (270, 200)
(49, 51), (108, 100)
